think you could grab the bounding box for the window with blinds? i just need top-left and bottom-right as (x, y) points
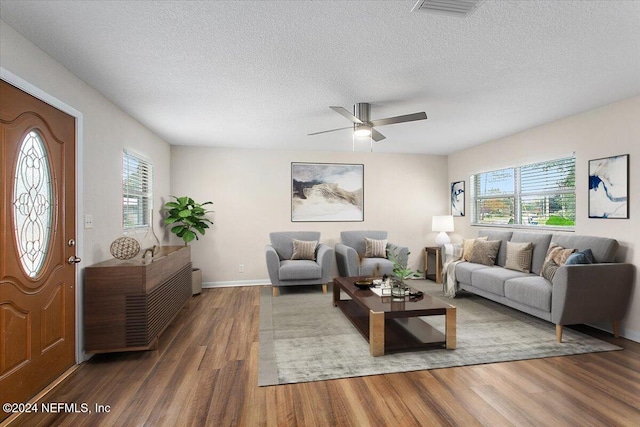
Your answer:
(122, 150), (152, 229)
(471, 156), (575, 228)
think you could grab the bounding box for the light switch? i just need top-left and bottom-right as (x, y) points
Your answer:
(84, 214), (94, 229)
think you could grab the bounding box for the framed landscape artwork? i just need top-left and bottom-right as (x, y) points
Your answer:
(588, 154), (629, 219)
(291, 162), (364, 222)
(451, 180), (465, 217)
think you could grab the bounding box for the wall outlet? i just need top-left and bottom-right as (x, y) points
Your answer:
(239, 264), (245, 273)
(84, 214), (94, 229)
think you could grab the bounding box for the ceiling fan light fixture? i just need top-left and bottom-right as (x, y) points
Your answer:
(353, 124), (372, 137)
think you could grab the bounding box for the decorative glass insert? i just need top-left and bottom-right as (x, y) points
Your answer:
(13, 131), (53, 278)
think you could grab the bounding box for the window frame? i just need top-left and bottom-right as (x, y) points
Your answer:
(122, 149), (153, 230)
(470, 155), (576, 231)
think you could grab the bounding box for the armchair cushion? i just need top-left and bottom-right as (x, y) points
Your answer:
(279, 260), (322, 280)
(364, 238), (387, 258)
(291, 239), (317, 260)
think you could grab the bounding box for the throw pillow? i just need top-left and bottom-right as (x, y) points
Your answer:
(505, 241), (533, 273)
(291, 239), (317, 260)
(462, 236), (488, 261)
(540, 258), (560, 281)
(540, 243), (576, 281)
(468, 239), (501, 266)
(364, 238), (387, 258)
(565, 249), (595, 265)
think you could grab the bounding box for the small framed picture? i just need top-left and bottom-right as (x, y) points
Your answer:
(451, 181), (465, 217)
(589, 154), (629, 219)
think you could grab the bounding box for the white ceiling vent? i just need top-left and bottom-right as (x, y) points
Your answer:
(412, 0), (485, 18)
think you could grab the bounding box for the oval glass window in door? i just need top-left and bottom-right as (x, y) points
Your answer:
(13, 130), (53, 278)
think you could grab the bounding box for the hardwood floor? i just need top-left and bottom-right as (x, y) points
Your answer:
(6, 286), (640, 427)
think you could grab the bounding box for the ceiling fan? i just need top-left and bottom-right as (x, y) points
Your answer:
(308, 102), (427, 142)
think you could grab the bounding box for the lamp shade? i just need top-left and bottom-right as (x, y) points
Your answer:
(432, 215), (454, 232)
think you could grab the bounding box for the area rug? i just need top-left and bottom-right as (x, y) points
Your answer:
(258, 280), (621, 386)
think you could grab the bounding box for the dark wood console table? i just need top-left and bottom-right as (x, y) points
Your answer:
(83, 245), (192, 353)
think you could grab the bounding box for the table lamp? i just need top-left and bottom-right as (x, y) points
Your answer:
(432, 215), (454, 246)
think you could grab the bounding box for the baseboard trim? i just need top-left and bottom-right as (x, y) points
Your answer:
(203, 279), (271, 288)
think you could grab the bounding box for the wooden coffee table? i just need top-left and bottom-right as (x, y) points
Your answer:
(333, 276), (456, 356)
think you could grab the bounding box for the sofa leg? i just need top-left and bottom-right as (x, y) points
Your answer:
(272, 286), (279, 297)
(556, 324), (563, 343)
(613, 320), (620, 338)
(322, 284), (328, 294)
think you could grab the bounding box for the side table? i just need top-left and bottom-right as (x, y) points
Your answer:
(424, 246), (442, 284)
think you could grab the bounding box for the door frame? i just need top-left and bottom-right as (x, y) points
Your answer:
(1, 67), (85, 364)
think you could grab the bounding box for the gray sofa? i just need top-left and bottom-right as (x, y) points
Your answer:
(265, 231), (334, 296)
(455, 229), (633, 342)
(335, 230), (408, 277)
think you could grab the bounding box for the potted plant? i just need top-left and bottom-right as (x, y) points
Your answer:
(163, 196), (213, 295)
(387, 247), (422, 297)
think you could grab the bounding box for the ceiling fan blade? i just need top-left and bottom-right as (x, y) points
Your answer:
(371, 128), (386, 142)
(307, 126), (353, 136)
(370, 112), (427, 127)
(330, 106), (363, 124)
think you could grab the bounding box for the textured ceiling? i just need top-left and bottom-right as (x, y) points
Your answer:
(1, 0), (639, 155)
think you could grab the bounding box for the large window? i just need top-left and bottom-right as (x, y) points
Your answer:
(122, 150), (152, 229)
(471, 156), (575, 229)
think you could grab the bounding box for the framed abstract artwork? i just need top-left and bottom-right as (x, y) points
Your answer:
(291, 162), (364, 222)
(588, 154), (629, 219)
(451, 180), (465, 217)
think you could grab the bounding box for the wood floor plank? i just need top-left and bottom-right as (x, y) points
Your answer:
(6, 286), (640, 427)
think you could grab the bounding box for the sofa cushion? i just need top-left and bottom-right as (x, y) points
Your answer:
(504, 275), (553, 312)
(551, 234), (618, 262)
(462, 236), (488, 261)
(472, 266), (530, 296)
(505, 241), (533, 273)
(364, 237), (387, 258)
(454, 262), (490, 285)
(565, 249), (595, 265)
(360, 257), (394, 276)
(477, 229), (513, 266)
(468, 240), (501, 266)
(279, 260), (322, 280)
(510, 232), (552, 275)
(291, 239), (317, 260)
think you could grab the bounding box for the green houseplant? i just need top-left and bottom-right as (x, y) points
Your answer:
(163, 196), (213, 244)
(163, 196), (213, 295)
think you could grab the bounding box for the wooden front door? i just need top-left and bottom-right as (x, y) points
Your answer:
(0, 80), (77, 420)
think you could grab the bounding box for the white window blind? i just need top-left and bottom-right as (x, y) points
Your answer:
(471, 156), (575, 228)
(123, 150), (152, 229)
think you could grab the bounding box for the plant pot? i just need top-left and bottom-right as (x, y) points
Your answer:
(192, 268), (202, 295)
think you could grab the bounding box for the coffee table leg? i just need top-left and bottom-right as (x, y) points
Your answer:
(446, 306), (456, 349)
(370, 310), (384, 356)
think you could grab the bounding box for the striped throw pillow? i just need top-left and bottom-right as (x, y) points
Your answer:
(291, 239), (318, 260)
(364, 238), (387, 258)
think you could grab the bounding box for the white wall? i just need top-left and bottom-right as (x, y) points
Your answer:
(448, 95), (640, 341)
(170, 147), (449, 282)
(1, 20), (172, 267)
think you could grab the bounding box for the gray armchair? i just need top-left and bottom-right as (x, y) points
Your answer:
(265, 231), (334, 297)
(335, 230), (408, 277)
